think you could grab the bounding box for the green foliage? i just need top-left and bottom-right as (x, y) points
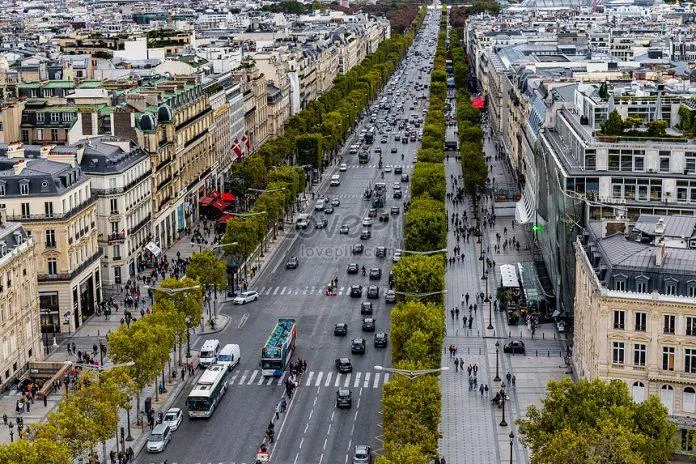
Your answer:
(155, 277), (204, 332)
(469, 0), (501, 15)
(518, 378), (678, 464)
(404, 198), (447, 252)
(602, 109), (625, 136)
(390, 299), (445, 366)
(260, 1), (310, 14)
(295, 133), (324, 168)
(598, 82), (609, 100)
(186, 250), (227, 289)
(416, 148), (444, 163)
(647, 119), (667, 137)
(678, 104), (695, 133)
(411, 163), (446, 202)
(0, 438), (72, 464)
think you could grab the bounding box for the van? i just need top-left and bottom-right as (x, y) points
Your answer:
(217, 344), (241, 370)
(315, 199), (325, 211)
(199, 339), (220, 367)
(147, 424), (172, 453)
(330, 174), (341, 186)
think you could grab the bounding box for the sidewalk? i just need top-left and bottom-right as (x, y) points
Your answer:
(438, 99), (570, 462)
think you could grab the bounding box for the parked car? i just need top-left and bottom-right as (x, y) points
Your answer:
(285, 256), (299, 269)
(334, 323), (348, 336)
(503, 340), (526, 354)
(392, 249), (402, 263)
(353, 445), (372, 464)
(233, 291), (259, 305)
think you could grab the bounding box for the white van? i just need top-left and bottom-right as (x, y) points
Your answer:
(217, 344), (241, 370)
(199, 339), (220, 367)
(315, 199), (325, 211)
(330, 174), (341, 186)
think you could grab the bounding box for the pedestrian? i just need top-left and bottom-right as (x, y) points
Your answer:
(467, 364), (472, 376)
(455, 307), (459, 319)
(450, 308), (455, 320)
(43, 394), (47, 407)
(480, 384), (484, 397)
(280, 397), (287, 412)
(484, 384), (489, 396)
(512, 375), (516, 388)
(2, 413), (6, 426)
(454, 357), (459, 372)
(275, 402), (282, 419)
(463, 315), (467, 328)
(506, 371), (512, 384)
(473, 364), (478, 375)
(465, 293), (469, 305)
(181, 368), (185, 381)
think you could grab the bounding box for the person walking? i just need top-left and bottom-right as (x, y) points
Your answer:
(484, 384), (489, 397)
(506, 371), (512, 384)
(479, 384), (484, 397)
(512, 375), (516, 389)
(454, 357), (459, 372)
(454, 307), (460, 319)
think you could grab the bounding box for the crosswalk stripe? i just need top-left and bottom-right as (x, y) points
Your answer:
(280, 287), (287, 295)
(303, 287), (308, 295)
(305, 371), (315, 386)
(344, 373), (351, 387)
(258, 373), (266, 385)
(363, 372), (371, 388)
(229, 372), (239, 384)
(335, 373), (342, 387)
(354, 372), (362, 388)
(373, 372), (381, 388)
(324, 372), (333, 387)
(339, 286), (345, 295)
(239, 370), (249, 384)
(315, 371), (324, 387)
(273, 286), (280, 295)
(277, 372), (286, 386)
(247, 370), (258, 385)
(294, 288), (300, 295)
(266, 376), (275, 385)
(384, 373), (390, 383)
(265, 287), (272, 295)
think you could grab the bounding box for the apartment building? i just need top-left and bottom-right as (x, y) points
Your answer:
(78, 137), (152, 287)
(0, 143), (101, 334)
(574, 216), (696, 455)
(237, 63), (269, 153)
(206, 84), (232, 192)
(0, 212), (42, 391)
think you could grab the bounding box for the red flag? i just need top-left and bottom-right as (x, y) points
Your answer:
(241, 133), (250, 149)
(232, 143), (243, 159)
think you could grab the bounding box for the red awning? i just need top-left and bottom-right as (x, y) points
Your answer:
(221, 192), (236, 202)
(212, 199), (231, 210)
(200, 196), (213, 207)
(472, 97), (485, 110)
(218, 214), (234, 224)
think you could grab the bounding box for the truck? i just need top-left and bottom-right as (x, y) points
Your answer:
(261, 319), (297, 377)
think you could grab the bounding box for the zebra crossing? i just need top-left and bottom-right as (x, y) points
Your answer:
(228, 369), (391, 389)
(345, 163), (414, 170)
(255, 285), (383, 296)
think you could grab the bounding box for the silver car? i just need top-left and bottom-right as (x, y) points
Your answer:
(353, 445), (372, 463)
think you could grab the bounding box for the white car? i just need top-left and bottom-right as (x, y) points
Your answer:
(392, 249), (402, 263)
(384, 165), (392, 173)
(340, 163), (347, 172)
(233, 291), (259, 305)
(163, 408), (183, 432)
(362, 217), (373, 227)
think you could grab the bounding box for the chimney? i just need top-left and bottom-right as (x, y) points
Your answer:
(6, 142), (25, 159)
(655, 217), (666, 236)
(0, 208), (5, 227)
(12, 159), (25, 176)
(39, 145), (52, 159)
(655, 241), (667, 267)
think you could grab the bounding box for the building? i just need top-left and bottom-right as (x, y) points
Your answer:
(78, 137), (152, 287)
(0, 143), (101, 334)
(237, 63), (269, 153)
(573, 216), (696, 455)
(0, 211), (42, 391)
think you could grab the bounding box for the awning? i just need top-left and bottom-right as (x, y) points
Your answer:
(515, 190), (535, 225)
(500, 264), (519, 288)
(221, 192), (236, 202)
(471, 96), (485, 110)
(200, 196), (213, 207)
(217, 214), (234, 224)
(144, 241), (162, 258)
(212, 199), (230, 210)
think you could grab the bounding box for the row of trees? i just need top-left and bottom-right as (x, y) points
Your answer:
(377, 10), (449, 463)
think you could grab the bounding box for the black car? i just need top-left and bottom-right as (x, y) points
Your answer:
(374, 332), (388, 348)
(503, 340), (526, 354)
(369, 268), (382, 280)
(391, 147), (398, 153)
(335, 357), (353, 373)
(394, 165), (403, 174)
(350, 285), (363, 298)
(347, 263), (359, 274)
(352, 244), (364, 255)
(375, 246), (387, 258)
(401, 174), (410, 182)
(360, 229), (371, 240)
(331, 198), (341, 207)
(315, 218), (328, 229)
(379, 212), (389, 222)
(393, 190), (402, 199)
(340, 224), (350, 234)
(360, 301), (373, 315)
(336, 388), (352, 408)
(367, 286), (379, 299)
(285, 256), (299, 269)
(351, 338), (366, 354)
(324, 206), (334, 215)
(334, 322), (348, 336)
(362, 318), (376, 332)
(367, 208), (378, 218)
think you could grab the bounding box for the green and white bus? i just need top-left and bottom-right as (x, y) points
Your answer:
(187, 364), (229, 418)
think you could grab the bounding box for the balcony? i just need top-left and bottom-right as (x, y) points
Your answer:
(156, 157), (172, 173)
(91, 171), (151, 196)
(130, 216), (151, 235)
(158, 175), (172, 190)
(107, 233), (126, 243)
(7, 196), (96, 222)
(38, 249), (103, 283)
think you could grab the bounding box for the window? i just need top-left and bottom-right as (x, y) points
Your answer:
(684, 387), (696, 414)
(687, 317), (696, 337)
(113, 244), (121, 259)
(612, 341), (625, 364)
(50, 113), (59, 123)
(665, 279), (678, 296)
(20, 203), (30, 219)
(634, 344), (646, 366)
(614, 278), (626, 291)
(613, 310), (625, 329)
(665, 315), (676, 334)
(689, 283), (696, 299)
(686, 152), (696, 175)
(632, 381), (645, 403)
(660, 156), (670, 173)
(635, 312), (647, 332)
(0, 184), (5, 196)
(47, 259), (57, 275)
(45, 230), (56, 248)
(19, 183), (28, 195)
(44, 202), (53, 218)
(51, 129), (58, 142)
(110, 198), (118, 214)
(36, 113), (45, 123)
(636, 276), (649, 293)
(663, 346), (676, 371)
(661, 385), (674, 415)
(686, 348), (696, 374)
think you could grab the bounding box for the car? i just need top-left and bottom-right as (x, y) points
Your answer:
(362, 217), (373, 227)
(369, 268), (382, 280)
(401, 174), (410, 182)
(339, 163), (348, 171)
(385, 289), (396, 304)
(296, 218), (309, 229)
(324, 206), (334, 215)
(334, 322), (348, 336)
(233, 291), (259, 305)
(375, 246), (387, 258)
(146, 424), (172, 453)
(352, 244), (364, 255)
(162, 408), (183, 432)
(379, 212), (389, 222)
(353, 444), (372, 464)
(381, 137), (388, 143)
(315, 218), (328, 229)
(360, 301), (373, 315)
(331, 198), (341, 207)
(394, 135), (401, 141)
(360, 229), (371, 240)
(367, 286), (379, 299)
(347, 263), (359, 274)
(392, 250), (402, 263)
(393, 190), (402, 199)
(394, 165), (403, 174)
(504, 340), (526, 354)
(374, 332), (388, 348)
(351, 338), (366, 354)
(362, 318), (376, 332)
(336, 388), (352, 408)
(335, 357), (353, 373)
(285, 256), (299, 269)
(367, 208), (378, 218)
(350, 285), (363, 298)
(374, 147), (382, 155)
(384, 165), (392, 173)
(390, 206), (400, 215)
(340, 224), (350, 234)
(391, 147), (398, 153)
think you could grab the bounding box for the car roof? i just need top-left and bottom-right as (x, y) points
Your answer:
(352, 338), (365, 343)
(338, 387), (350, 394)
(166, 407), (181, 414)
(355, 445), (369, 452)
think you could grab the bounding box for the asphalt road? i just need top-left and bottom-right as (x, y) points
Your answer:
(138, 9), (441, 464)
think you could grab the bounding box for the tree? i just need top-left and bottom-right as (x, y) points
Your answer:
(403, 198), (447, 252)
(411, 163), (446, 202)
(0, 438), (72, 464)
(223, 215), (264, 277)
(186, 250), (228, 291)
(376, 443), (431, 464)
(517, 378), (677, 464)
(647, 119), (667, 137)
(154, 277), (203, 360)
(598, 82), (609, 100)
(602, 110), (625, 136)
(389, 301), (444, 366)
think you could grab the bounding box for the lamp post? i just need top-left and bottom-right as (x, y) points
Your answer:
(126, 407), (134, 441)
(500, 387), (508, 427)
(494, 340), (501, 382)
(374, 365), (449, 382)
(185, 315), (192, 360)
(486, 274), (493, 330)
(8, 421), (13, 442)
(481, 244), (487, 280)
(509, 430), (515, 464)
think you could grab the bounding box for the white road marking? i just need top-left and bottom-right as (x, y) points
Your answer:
(305, 371), (315, 386)
(363, 372), (371, 388)
(273, 287), (280, 295)
(266, 376), (275, 385)
(277, 372), (286, 385)
(310, 286), (315, 294)
(265, 287), (272, 295)
(229, 373), (239, 384)
(239, 370), (249, 384)
(247, 370), (258, 385)
(334, 373), (341, 387)
(315, 371), (324, 387)
(303, 287), (308, 295)
(343, 373), (351, 387)
(280, 287), (287, 295)
(299, 437), (304, 449)
(353, 372), (362, 388)
(324, 372), (333, 387)
(258, 374), (265, 385)
(373, 373), (381, 388)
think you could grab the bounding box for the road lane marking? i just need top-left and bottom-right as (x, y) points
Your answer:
(303, 287), (308, 295)
(273, 287), (280, 295)
(247, 370), (258, 385)
(294, 453), (300, 464)
(344, 373), (351, 387)
(267, 376), (275, 385)
(280, 287), (287, 295)
(277, 372), (286, 385)
(363, 372), (371, 388)
(305, 371), (315, 386)
(327, 424), (331, 435)
(353, 372), (362, 388)
(323, 438), (328, 449)
(315, 372), (324, 387)
(384, 373), (390, 383)
(319, 453), (324, 463)
(239, 370), (249, 384)
(334, 373), (341, 387)
(373, 373), (381, 388)
(258, 374), (266, 385)
(310, 286), (315, 294)
(324, 372), (333, 387)
(294, 288), (300, 295)
(265, 287), (272, 295)
(299, 437), (304, 449)
(229, 372), (239, 384)
(238, 313), (248, 329)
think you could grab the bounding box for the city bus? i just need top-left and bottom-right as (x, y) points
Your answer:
(364, 127), (376, 144)
(261, 318), (297, 377)
(186, 364), (229, 418)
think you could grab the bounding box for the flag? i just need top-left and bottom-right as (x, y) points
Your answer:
(232, 143), (243, 159)
(241, 133), (250, 150)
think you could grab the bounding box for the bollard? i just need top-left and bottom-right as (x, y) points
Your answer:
(542, 333), (545, 340)
(547, 350), (550, 357)
(98, 330), (100, 337)
(520, 330), (522, 338)
(478, 330), (480, 337)
(553, 333), (556, 340)
(508, 331), (511, 338)
(468, 347), (470, 355)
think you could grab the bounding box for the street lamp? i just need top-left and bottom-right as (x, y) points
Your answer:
(509, 430), (515, 464)
(374, 365), (449, 382)
(494, 340), (501, 382)
(401, 248), (447, 255)
(8, 421), (13, 442)
(486, 274), (493, 330)
(499, 387), (508, 427)
(185, 315), (192, 359)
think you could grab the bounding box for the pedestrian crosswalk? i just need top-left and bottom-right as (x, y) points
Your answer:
(255, 285), (383, 296)
(344, 163), (414, 170)
(228, 369), (391, 389)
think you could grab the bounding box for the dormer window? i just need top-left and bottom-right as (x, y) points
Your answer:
(13, 232), (21, 245)
(665, 278), (678, 296)
(40, 180), (49, 192)
(19, 181), (29, 195)
(0, 183), (5, 196)
(614, 274), (627, 292)
(635, 275), (649, 293)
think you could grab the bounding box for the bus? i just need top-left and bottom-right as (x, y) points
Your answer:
(364, 127), (376, 144)
(187, 364), (229, 418)
(261, 318), (297, 377)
